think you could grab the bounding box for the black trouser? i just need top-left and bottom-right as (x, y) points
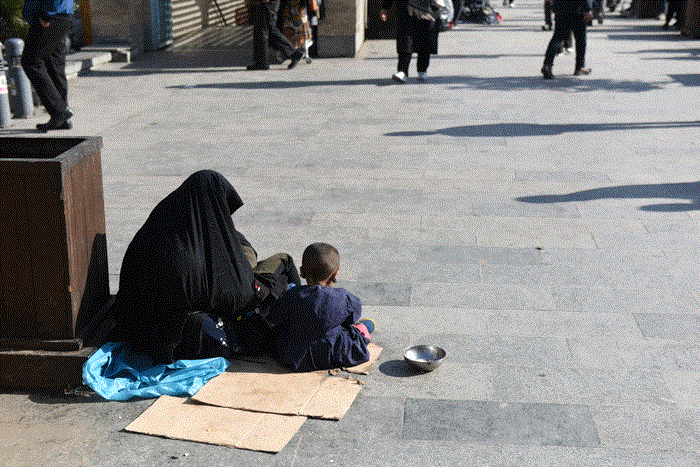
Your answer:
(251, 0), (296, 65)
(21, 15), (72, 117)
(398, 52), (430, 74)
(666, 0), (685, 27)
(544, 0), (553, 27)
(543, 12), (587, 70)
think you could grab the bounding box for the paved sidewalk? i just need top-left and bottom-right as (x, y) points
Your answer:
(2, 1), (700, 465)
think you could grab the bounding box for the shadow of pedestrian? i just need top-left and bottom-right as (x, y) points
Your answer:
(385, 120), (700, 137)
(166, 75), (664, 92)
(516, 181), (700, 212)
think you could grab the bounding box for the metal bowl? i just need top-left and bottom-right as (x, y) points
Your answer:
(403, 345), (446, 371)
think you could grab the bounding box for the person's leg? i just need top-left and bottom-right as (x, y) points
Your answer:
(676, 0), (685, 28)
(253, 252), (301, 286)
(564, 30), (573, 50)
(572, 13), (587, 71)
(266, 0), (296, 59)
(251, 1), (270, 66)
(417, 52), (430, 73)
(397, 53), (411, 74)
(544, 0), (553, 29)
(45, 31), (69, 107)
(543, 14), (571, 68)
(21, 16), (72, 118)
(451, 0), (463, 24)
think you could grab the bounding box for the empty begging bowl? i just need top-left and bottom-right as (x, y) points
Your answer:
(403, 345), (446, 371)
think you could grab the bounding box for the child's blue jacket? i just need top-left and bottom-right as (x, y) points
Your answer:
(267, 285), (370, 372)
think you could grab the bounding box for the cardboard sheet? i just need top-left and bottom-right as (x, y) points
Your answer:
(192, 369), (327, 415)
(302, 376), (363, 419)
(192, 367), (363, 420)
(344, 343), (382, 374)
(125, 395), (306, 453)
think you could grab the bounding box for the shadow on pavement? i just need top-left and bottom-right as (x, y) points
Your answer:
(668, 74), (700, 86)
(166, 75), (665, 92)
(607, 32), (689, 41)
(516, 181), (700, 212)
(379, 360), (427, 377)
(384, 120), (700, 138)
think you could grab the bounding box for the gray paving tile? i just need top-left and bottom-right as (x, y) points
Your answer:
(514, 170), (612, 184)
(493, 366), (673, 407)
(552, 286), (700, 314)
(463, 246), (545, 266)
(299, 396), (404, 439)
(634, 313), (700, 342)
(402, 398), (601, 447)
(425, 334), (574, 368)
(411, 282), (555, 310)
(338, 281), (412, 306)
(274, 440), (700, 467)
(480, 264), (554, 286)
(568, 338), (661, 370)
(592, 405), (700, 451)
(416, 245), (468, 263)
(471, 201), (581, 218)
(415, 262), (482, 283)
(484, 310), (642, 340)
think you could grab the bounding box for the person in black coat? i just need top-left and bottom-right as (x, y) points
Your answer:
(380, 0), (441, 83)
(247, 0), (305, 70)
(541, 0), (593, 79)
(109, 170), (300, 363)
(21, 0), (74, 131)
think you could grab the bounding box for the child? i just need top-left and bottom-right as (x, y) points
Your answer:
(266, 243), (372, 371)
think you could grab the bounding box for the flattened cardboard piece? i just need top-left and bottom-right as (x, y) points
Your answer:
(192, 370), (326, 415)
(124, 395), (306, 453)
(193, 367), (364, 420)
(302, 376), (363, 420)
(344, 344), (383, 375)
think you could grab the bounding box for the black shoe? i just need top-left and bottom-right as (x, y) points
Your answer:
(574, 67), (591, 76)
(541, 65), (554, 79)
(246, 63), (269, 70)
(37, 109), (73, 132)
(288, 48), (304, 69)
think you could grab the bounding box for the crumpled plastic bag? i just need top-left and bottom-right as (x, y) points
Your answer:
(82, 342), (229, 401)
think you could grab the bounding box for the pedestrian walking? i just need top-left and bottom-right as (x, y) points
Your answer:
(247, 0), (305, 70)
(21, 0), (74, 131)
(541, 0), (593, 79)
(380, 0), (442, 83)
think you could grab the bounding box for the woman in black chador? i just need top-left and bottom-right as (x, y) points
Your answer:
(380, 0), (441, 83)
(109, 170), (300, 363)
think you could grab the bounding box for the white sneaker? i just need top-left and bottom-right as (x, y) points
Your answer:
(417, 72), (428, 82)
(392, 71), (407, 83)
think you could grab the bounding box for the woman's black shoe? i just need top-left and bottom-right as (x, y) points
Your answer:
(36, 109), (73, 132)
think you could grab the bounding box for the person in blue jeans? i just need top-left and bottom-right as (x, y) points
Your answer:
(541, 0), (593, 79)
(21, 0), (74, 131)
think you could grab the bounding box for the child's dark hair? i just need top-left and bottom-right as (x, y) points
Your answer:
(302, 243), (340, 283)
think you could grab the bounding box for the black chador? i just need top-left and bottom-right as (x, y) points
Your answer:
(109, 171), (261, 363)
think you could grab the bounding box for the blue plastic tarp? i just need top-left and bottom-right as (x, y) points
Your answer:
(82, 342), (230, 401)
